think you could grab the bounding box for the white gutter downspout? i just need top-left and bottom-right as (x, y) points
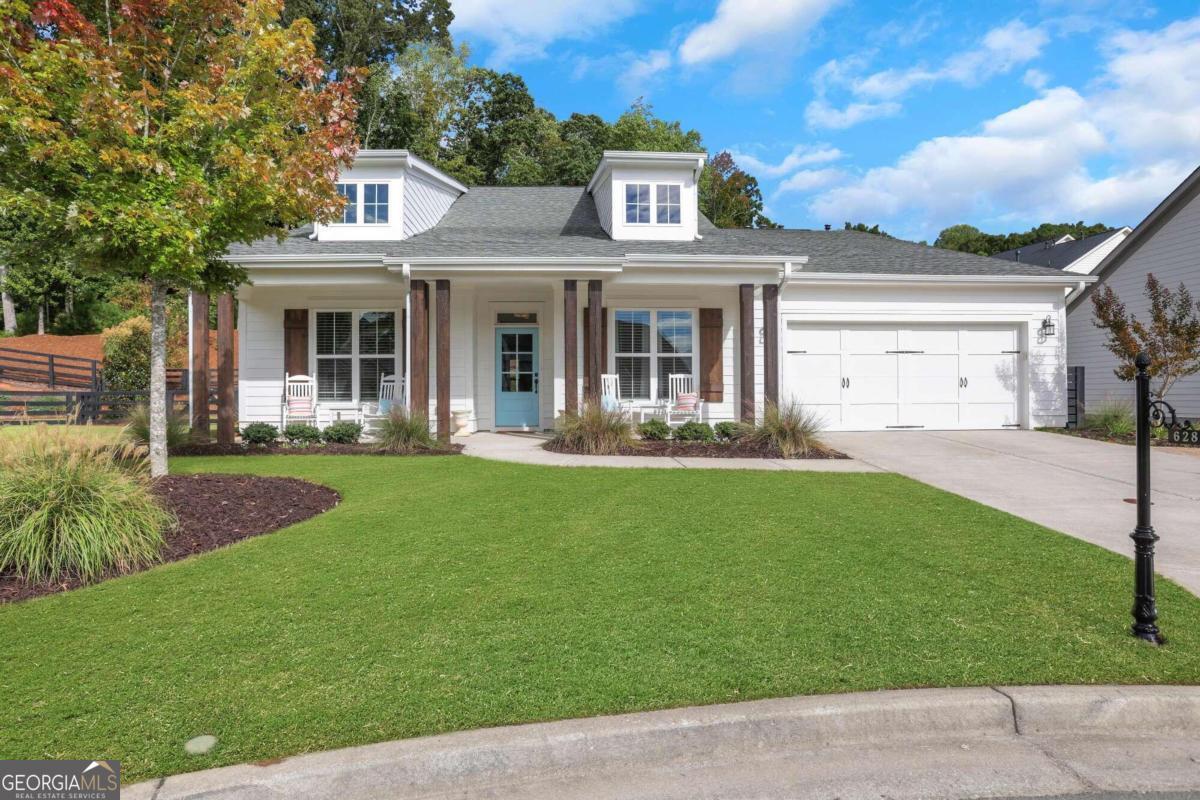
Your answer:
(402, 263), (412, 409)
(1064, 279), (1087, 306)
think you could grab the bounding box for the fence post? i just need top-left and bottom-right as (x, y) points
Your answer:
(48, 353), (56, 387)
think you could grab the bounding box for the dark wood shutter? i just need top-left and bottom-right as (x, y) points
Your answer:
(699, 308), (724, 402)
(283, 309), (308, 377)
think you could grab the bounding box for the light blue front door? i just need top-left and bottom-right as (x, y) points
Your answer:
(495, 327), (540, 427)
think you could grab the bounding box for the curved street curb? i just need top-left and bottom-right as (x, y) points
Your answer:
(125, 685), (1200, 800)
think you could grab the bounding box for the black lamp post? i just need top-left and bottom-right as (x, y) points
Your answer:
(1131, 351), (1164, 645)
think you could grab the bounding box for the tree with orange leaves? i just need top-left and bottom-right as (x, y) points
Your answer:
(0, 0), (360, 475)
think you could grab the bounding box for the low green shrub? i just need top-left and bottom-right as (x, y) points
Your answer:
(100, 316), (151, 391)
(283, 423), (322, 445)
(123, 403), (192, 449)
(551, 403), (635, 455)
(375, 407), (435, 454)
(0, 428), (171, 583)
(739, 400), (825, 458)
(713, 421), (740, 442)
(637, 418), (671, 441)
(1083, 398), (1135, 438)
(322, 420), (363, 445)
(673, 421), (715, 442)
(241, 422), (278, 446)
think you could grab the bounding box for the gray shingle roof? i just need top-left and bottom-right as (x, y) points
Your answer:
(228, 186), (1071, 278)
(993, 229), (1122, 269)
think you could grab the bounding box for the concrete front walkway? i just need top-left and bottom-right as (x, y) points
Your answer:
(457, 431), (881, 471)
(126, 685), (1200, 800)
(824, 430), (1200, 594)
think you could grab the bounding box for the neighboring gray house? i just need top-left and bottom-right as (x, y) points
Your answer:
(1066, 165), (1200, 416)
(994, 227), (1131, 274)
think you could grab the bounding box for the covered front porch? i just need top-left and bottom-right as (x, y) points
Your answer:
(234, 259), (788, 439)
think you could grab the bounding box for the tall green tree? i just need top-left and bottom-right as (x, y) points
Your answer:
(0, 0), (360, 475)
(844, 221), (891, 237)
(282, 0), (452, 77)
(699, 151), (779, 229)
(935, 221), (1111, 256)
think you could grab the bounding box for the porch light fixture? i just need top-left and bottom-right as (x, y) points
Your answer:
(1040, 316), (1056, 337)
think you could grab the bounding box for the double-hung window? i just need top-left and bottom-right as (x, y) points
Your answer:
(625, 183), (651, 224)
(656, 185), (681, 224)
(314, 310), (396, 402)
(613, 310), (695, 401)
(333, 182), (389, 225)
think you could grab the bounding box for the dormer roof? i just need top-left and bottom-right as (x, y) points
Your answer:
(586, 150), (706, 194)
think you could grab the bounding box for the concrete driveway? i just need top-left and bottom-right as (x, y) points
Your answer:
(823, 430), (1200, 595)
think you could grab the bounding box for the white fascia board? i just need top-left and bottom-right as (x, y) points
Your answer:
(786, 271), (1098, 287)
(623, 254), (808, 268)
(586, 150), (707, 194)
(223, 254), (387, 267)
(352, 149), (468, 195)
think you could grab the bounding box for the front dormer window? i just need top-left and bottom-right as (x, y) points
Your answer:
(625, 183), (651, 223)
(334, 182), (389, 225)
(624, 182), (681, 225)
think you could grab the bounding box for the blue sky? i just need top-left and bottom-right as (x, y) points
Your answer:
(447, 0), (1200, 241)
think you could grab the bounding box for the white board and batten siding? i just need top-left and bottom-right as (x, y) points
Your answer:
(1067, 190), (1200, 417)
(779, 283), (1068, 431)
(403, 173), (460, 238)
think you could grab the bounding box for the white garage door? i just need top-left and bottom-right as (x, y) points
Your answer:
(784, 324), (1021, 431)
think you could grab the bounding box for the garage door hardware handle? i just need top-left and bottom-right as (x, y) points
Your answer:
(1002, 350), (1022, 354)
(959, 377), (969, 388)
(885, 349), (925, 354)
(787, 350), (807, 354)
(841, 377), (850, 388)
(1003, 424), (1021, 427)
(886, 425), (925, 429)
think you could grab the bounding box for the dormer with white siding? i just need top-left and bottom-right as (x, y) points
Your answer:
(586, 150), (706, 242)
(313, 150), (467, 242)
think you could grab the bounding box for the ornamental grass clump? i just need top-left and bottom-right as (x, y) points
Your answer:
(739, 400), (825, 458)
(1083, 398), (1135, 438)
(551, 403), (636, 455)
(124, 403), (192, 449)
(0, 427), (171, 584)
(375, 407), (435, 454)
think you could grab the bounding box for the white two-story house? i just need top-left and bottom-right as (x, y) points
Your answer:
(221, 149), (1088, 434)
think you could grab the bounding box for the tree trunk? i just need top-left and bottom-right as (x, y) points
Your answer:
(37, 303), (45, 335)
(149, 280), (169, 478)
(0, 264), (15, 334)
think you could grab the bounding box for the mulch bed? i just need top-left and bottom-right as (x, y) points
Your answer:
(545, 439), (848, 459)
(0, 474), (340, 604)
(171, 442), (463, 456)
(1042, 427), (1198, 449)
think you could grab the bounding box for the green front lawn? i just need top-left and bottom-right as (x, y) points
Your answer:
(2, 455), (1199, 782)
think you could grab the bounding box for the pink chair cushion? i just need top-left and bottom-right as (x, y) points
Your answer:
(673, 392), (699, 413)
(287, 395), (313, 415)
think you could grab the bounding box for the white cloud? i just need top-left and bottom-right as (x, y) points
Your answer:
(775, 168), (846, 195)
(451, 0), (640, 65)
(804, 98), (901, 129)
(731, 143), (844, 177)
(678, 0), (842, 66)
(804, 17), (1200, 237)
(1023, 68), (1049, 89)
(617, 50), (673, 97)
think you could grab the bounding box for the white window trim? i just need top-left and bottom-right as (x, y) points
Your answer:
(623, 181), (683, 227)
(608, 308), (698, 404)
(311, 308), (399, 406)
(330, 182), (391, 226)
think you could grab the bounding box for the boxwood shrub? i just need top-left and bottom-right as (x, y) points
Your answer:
(713, 421), (740, 442)
(637, 418), (671, 441)
(241, 422), (278, 446)
(322, 421), (363, 445)
(283, 423), (322, 446)
(673, 421), (715, 442)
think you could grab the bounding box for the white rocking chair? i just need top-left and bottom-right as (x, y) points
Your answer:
(361, 374), (402, 419)
(664, 373), (702, 426)
(282, 374), (318, 428)
(600, 373), (633, 416)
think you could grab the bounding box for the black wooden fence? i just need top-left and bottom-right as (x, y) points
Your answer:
(1067, 365), (1085, 429)
(0, 390), (182, 424)
(0, 347), (102, 390)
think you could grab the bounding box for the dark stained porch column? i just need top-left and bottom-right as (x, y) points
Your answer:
(564, 279), (578, 415)
(763, 283), (779, 409)
(189, 291), (210, 441)
(436, 279), (450, 444)
(586, 279), (602, 405)
(738, 283), (755, 423)
(410, 280), (429, 418)
(216, 292), (235, 444)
